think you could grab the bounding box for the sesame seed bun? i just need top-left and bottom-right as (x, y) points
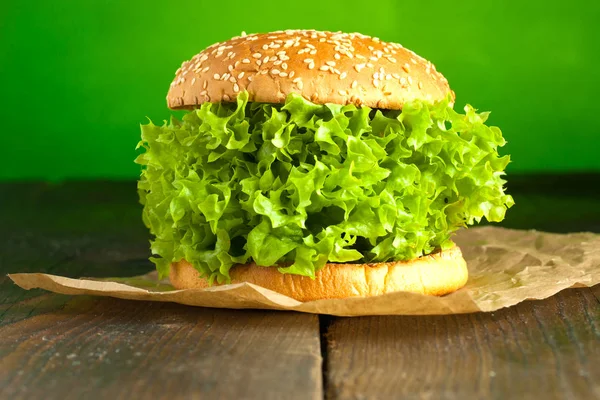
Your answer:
(169, 246), (468, 302)
(167, 29), (454, 110)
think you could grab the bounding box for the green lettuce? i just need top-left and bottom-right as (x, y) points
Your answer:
(136, 92), (513, 282)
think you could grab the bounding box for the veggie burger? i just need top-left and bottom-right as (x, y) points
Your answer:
(136, 30), (513, 301)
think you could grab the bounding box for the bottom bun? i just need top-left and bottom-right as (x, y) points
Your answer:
(169, 246), (468, 302)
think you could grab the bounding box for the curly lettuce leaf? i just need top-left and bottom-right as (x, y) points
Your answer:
(136, 92), (513, 282)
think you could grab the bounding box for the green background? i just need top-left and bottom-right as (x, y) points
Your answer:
(1, 1), (598, 181)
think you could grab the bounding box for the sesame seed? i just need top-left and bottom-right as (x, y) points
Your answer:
(303, 58), (313, 63)
(326, 61), (336, 67)
(308, 62), (315, 69)
(369, 56), (378, 61)
(271, 69), (281, 75)
(289, 71), (295, 78)
(282, 63), (288, 70)
(373, 79), (380, 87)
(252, 53), (262, 58)
(274, 60), (282, 65)
(338, 89), (347, 96)
(374, 72), (380, 79)
(270, 56), (277, 61)
(262, 44), (269, 50)
(334, 53), (341, 60)
(355, 63), (366, 72)
(200, 90), (208, 95)
(228, 65), (234, 72)
(351, 80), (358, 89)
(257, 60), (262, 66)
(410, 58), (418, 64)
(297, 80), (304, 89)
(367, 63), (374, 68)
(392, 73), (400, 79)
(223, 94), (231, 101)
(408, 76), (413, 84)
(263, 56), (269, 63)
(418, 81), (424, 89)
(310, 49), (317, 55)
(203, 80), (208, 89)
(386, 74), (392, 80)
(319, 38), (326, 42)
(233, 83), (240, 92)
(191, 77), (196, 85)
(202, 66), (210, 72)
(248, 75), (253, 82)
(280, 72), (288, 77)
(400, 77), (407, 85)
(319, 65), (329, 71)
(229, 76), (236, 83)
(339, 72), (347, 79)
(238, 72), (245, 79)
(242, 58), (250, 64)
(293, 77), (302, 83)
(213, 73), (220, 79)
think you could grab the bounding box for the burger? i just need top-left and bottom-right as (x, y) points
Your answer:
(136, 30), (513, 301)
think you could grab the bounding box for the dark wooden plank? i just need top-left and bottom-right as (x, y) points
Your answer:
(0, 296), (322, 400)
(0, 225), (152, 324)
(0, 181), (152, 312)
(0, 182), (323, 399)
(324, 287), (600, 400)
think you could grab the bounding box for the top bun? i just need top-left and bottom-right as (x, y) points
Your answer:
(167, 29), (454, 110)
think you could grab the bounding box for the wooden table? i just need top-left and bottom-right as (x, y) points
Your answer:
(1, 179), (599, 399)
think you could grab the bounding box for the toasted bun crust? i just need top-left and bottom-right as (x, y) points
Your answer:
(167, 30), (453, 110)
(169, 246), (468, 302)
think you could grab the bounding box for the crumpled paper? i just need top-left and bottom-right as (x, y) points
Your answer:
(9, 227), (600, 316)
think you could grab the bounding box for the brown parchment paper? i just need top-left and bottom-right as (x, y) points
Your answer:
(8, 227), (600, 316)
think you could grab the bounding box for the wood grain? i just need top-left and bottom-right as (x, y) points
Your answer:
(0, 296), (322, 400)
(324, 287), (600, 400)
